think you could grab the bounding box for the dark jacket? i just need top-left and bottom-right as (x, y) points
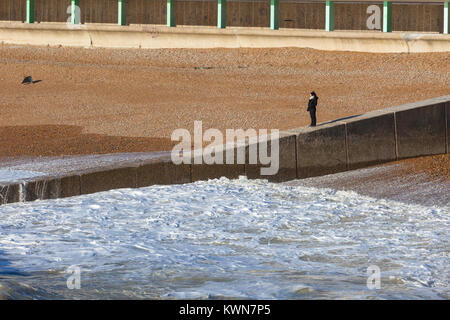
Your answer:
(307, 96), (318, 112)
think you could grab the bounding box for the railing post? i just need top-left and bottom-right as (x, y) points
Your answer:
(118, 0), (127, 26)
(71, 0), (80, 24)
(167, 0), (176, 27)
(26, 0), (34, 23)
(270, 0), (279, 30)
(325, 1), (335, 31)
(218, 0), (226, 29)
(444, 2), (449, 34)
(383, 1), (392, 32)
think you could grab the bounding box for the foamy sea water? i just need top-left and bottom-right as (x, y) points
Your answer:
(0, 177), (448, 299)
(0, 169), (44, 183)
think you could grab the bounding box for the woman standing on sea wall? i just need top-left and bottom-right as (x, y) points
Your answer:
(307, 91), (318, 127)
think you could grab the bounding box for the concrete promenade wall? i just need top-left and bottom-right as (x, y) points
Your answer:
(0, 1), (446, 33)
(1, 22), (450, 52)
(1, 95), (448, 205)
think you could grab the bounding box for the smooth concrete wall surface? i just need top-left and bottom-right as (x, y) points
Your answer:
(294, 123), (347, 178)
(1, 22), (450, 52)
(0, 95), (448, 205)
(190, 142), (246, 181)
(395, 102), (447, 159)
(137, 158), (191, 186)
(345, 112), (397, 170)
(80, 165), (137, 195)
(245, 133), (298, 182)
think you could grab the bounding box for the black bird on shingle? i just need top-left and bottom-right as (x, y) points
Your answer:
(22, 76), (33, 84)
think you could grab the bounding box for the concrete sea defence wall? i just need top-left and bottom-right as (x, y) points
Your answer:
(1, 22), (450, 52)
(1, 95), (448, 205)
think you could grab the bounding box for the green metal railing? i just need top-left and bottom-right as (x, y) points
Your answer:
(22, 0), (450, 34)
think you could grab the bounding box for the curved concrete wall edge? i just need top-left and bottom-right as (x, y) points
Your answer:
(0, 24), (449, 52)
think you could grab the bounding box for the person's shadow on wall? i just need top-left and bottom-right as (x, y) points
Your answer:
(318, 114), (362, 126)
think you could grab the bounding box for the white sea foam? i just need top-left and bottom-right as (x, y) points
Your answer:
(0, 169), (44, 183)
(0, 177), (448, 299)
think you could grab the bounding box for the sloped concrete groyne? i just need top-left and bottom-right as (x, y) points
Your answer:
(0, 95), (448, 205)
